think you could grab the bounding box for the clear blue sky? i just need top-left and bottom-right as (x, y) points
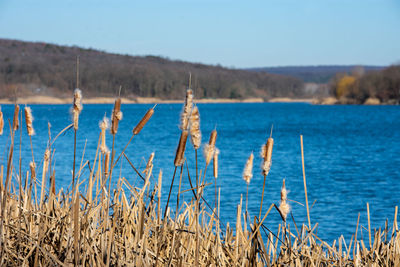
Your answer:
(0, 0), (399, 68)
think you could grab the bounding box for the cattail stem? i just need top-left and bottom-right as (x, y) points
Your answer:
(111, 134), (134, 170)
(259, 174), (267, 219)
(246, 183), (249, 213)
(164, 166), (177, 220)
(72, 129), (77, 189)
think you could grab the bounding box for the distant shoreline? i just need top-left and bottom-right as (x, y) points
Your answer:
(0, 96), (314, 105)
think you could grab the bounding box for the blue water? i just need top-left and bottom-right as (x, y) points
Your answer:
(1, 103), (399, 242)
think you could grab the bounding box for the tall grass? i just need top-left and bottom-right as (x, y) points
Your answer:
(0, 90), (399, 266)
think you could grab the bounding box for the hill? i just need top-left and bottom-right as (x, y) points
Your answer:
(0, 39), (305, 100)
(247, 65), (385, 83)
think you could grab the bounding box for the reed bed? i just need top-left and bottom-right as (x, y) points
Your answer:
(0, 91), (399, 267)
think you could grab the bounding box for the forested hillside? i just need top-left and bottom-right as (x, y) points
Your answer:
(0, 39), (305, 100)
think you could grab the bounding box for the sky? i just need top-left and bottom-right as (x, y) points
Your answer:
(0, 0), (399, 68)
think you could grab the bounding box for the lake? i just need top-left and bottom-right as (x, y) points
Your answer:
(0, 102), (399, 242)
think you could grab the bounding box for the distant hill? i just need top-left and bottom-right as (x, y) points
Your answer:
(247, 65), (386, 83)
(0, 39), (305, 100)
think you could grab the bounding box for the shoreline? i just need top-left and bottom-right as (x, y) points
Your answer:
(0, 96), (313, 104)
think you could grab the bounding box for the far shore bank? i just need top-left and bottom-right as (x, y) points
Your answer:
(0, 96), (314, 105)
(1, 96), (396, 105)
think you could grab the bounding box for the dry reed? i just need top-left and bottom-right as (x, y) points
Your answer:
(0, 92), (399, 267)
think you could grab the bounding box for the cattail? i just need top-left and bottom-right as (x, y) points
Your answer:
(180, 89), (193, 130)
(204, 130), (217, 166)
(174, 130), (188, 166)
(24, 106), (35, 136)
(133, 106), (155, 135)
(213, 148), (219, 178)
(189, 105), (201, 149)
(111, 98), (122, 134)
(104, 151), (110, 176)
(243, 153), (254, 184)
(144, 152), (155, 176)
(29, 161), (36, 181)
(12, 104), (19, 131)
(72, 89), (83, 130)
(261, 137), (274, 176)
(279, 179), (290, 221)
(99, 116), (110, 154)
(0, 106), (4, 135)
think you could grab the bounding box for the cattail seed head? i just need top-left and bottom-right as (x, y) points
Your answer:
(261, 137), (273, 176)
(243, 153), (254, 184)
(0, 106), (4, 135)
(73, 89), (83, 112)
(213, 148), (219, 178)
(180, 89), (193, 130)
(111, 98), (122, 135)
(12, 104), (19, 131)
(174, 130), (188, 166)
(133, 107), (154, 135)
(29, 161), (36, 181)
(24, 106), (35, 136)
(99, 117), (110, 154)
(204, 130), (217, 166)
(279, 179), (290, 221)
(72, 89), (83, 130)
(104, 151), (110, 176)
(189, 105), (201, 149)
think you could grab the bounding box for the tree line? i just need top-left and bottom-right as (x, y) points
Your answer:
(0, 39), (305, 100)
(330, 65), (400, 104)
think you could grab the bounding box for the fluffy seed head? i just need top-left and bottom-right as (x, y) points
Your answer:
(12, 104), (20, 131)
(73, 89), (83, 113)
(99, 117), (110, 154)
(204, 130), (217, 165)
(213, 148), (219, 178)
(24, 106), (35, 136)
(111, 98), (122, 134)
(180, 89), (193, 130)
(72, 89), (83, 130)
(0, 106), (4, 135)
(261, 137), (273, 176)
(279, 179), (290, 221)
(174, 130), (188, 166)
(243, 153), (254, 184)
(189, 106), (201, 149)
(144, 152), (155, 176)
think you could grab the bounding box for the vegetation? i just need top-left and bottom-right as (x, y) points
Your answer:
(0, 89), (399, 266)
(0, 39), (305, 100)
(248, 65), (384, 84)
(330, 65), (400, 104)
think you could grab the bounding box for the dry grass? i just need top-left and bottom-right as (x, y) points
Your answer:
(0, 90), (399, 267)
